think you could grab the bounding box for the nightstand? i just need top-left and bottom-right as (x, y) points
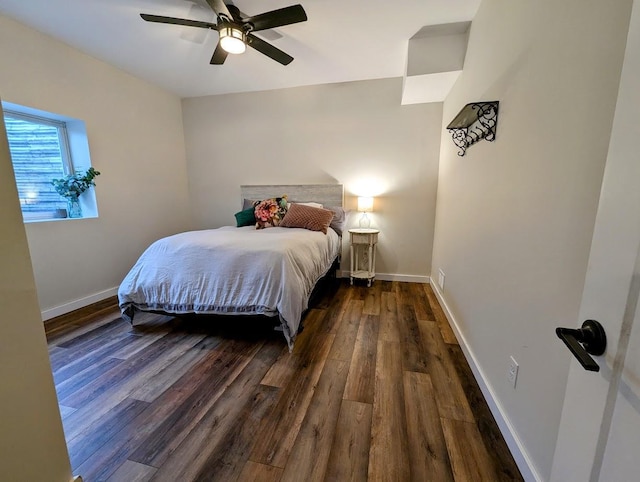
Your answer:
(349, 228), (379, 287)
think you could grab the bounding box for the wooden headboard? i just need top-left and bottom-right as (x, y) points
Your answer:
(240, 184), (344, 208)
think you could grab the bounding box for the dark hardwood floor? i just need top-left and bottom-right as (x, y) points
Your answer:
(45, 280), (523, 482)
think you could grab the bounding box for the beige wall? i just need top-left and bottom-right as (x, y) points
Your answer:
(432, 0), (633, 479)
(0, 14), (192, 315)
(0, 107), (72, 481)
(182, 78), (442, 279)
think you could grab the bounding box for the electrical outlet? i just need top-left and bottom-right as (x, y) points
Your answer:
(507, 356), (519, 388)
(438, 269), (445, 290)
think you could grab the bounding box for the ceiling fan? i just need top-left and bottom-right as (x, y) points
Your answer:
(140, 0), (307, 65)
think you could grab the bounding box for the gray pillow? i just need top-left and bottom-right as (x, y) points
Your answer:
(242, 198), (258, 210)
(325, 206), (346, 236)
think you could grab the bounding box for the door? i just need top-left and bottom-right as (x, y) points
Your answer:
(0, 101), (73, 478)
(550, 1), (640, 480)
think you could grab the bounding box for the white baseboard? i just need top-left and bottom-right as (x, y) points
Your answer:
(41, 287), (119, 321)
(430, 283), (542, 482)
(337, 270), (430, 284)
(41, 273), (429, 321)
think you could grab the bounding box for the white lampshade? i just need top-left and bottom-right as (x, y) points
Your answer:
(357, 196), (374, 213)
(219, 26), (246, 54)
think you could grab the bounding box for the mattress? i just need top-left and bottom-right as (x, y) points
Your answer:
(118, 225), (341, 349)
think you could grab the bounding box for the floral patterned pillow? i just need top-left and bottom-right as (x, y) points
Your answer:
(254, 195), (288, 229)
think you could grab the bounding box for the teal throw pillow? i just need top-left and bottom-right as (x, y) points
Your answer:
(235, 207), (256, 227)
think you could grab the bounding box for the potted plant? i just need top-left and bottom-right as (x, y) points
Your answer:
(51, 167), (101, 218)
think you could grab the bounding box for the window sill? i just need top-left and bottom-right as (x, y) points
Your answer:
(24, 214), (98, 224)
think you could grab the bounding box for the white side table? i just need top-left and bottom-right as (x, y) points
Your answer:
(349, 228), (379, 287)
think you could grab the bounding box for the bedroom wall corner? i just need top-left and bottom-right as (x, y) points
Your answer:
(0, 14), (193, 315)
(431, 0), (633, 479)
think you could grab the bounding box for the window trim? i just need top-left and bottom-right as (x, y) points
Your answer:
(4, 109), (74, 176)
(2, 101), (98, 223)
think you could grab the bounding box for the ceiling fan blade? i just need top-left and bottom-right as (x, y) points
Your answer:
(207, 0), (232, 20)
(245, 5), (307, 32)
(140, 13), (217, 30)
(210, 41), (229, 64)
(247, 34), (294, 65)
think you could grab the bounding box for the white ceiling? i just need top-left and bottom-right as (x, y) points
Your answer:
(0, 0), (480, 98)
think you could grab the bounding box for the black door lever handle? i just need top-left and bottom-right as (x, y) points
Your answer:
(556, 320), (606, 372)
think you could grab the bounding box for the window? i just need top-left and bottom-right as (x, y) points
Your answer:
(4, 111), (71, 219)
(2, 102), (97, 221)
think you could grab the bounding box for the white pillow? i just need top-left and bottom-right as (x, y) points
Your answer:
(291, 201), (323, 209)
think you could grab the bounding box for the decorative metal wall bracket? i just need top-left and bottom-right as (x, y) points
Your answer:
(446, 101), (499, 156)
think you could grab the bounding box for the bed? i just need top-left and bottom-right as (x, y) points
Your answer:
(118, 184), (345, 349)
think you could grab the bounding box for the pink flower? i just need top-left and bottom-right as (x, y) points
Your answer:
(256, 200), (277, 222)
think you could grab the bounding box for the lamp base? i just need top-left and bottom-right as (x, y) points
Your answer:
(359, 213), (371, 228)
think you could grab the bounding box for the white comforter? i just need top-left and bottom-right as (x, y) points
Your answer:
(118, 226), (341, 349)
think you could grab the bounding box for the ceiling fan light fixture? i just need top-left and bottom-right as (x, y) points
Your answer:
(140, 2), (307, 65)
(219, 25), (246, 54)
